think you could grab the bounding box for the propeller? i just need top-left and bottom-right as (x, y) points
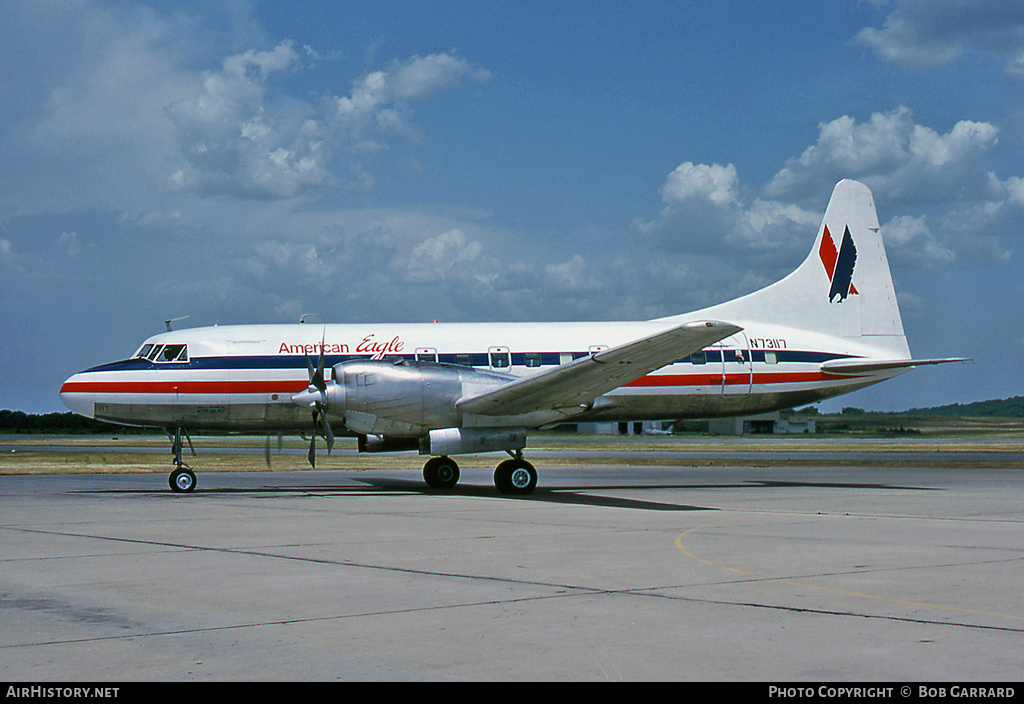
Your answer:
(293, 331), (335, 468)
(263, 431), (283, 468)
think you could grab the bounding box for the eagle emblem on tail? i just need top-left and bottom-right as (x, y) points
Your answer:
(819, 225), (858, 303)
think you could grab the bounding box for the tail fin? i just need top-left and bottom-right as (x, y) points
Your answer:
(683, 179), (911, 358)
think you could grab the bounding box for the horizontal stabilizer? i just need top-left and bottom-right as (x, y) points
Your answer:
(820, 357), (970, 377)
(457, 320), (741, 416)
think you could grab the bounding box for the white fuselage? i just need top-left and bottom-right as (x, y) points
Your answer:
(59, 317), (901, 432)
(55, 180), (955, 495)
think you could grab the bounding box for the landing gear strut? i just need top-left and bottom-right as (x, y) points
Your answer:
(167, 428), (197, 493)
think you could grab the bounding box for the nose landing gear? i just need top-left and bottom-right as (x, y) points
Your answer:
(167, 428), (197, 493)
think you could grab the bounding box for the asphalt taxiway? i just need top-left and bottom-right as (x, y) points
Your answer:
(1, 437), (1022, 681)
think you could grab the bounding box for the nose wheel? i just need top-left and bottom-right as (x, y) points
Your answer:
(169, 467), (197, 493)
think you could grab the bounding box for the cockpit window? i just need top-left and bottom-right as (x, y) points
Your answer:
(158, 344), (188, 362)
(139, 344), (188, 362)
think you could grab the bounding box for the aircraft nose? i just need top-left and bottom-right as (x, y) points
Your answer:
(60, 371), (96, 419)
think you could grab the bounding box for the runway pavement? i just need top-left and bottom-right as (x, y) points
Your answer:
(1, 436), (1022, 681)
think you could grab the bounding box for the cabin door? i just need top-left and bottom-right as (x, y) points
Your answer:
(720, 332), (753, 397)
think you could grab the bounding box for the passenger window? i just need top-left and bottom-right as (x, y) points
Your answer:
(559, 353), (573, 365)
(524, 353), (541, 368)
(689, 351), (706, 365)
(490, 352), (510, 368)
(455, 354), (473, 367)
(764, 351), (778, 365)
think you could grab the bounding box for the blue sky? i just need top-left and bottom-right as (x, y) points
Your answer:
(2, 0), (1023, 414)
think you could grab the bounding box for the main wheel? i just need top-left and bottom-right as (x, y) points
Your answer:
(423, 456), (460, 489)
(494, 459), (537, 495)
(169, 468), (197, 493)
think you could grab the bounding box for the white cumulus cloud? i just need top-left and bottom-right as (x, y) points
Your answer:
(46, 32), (492, 201)
(855, 0), (1024, 75)
(331, 53), (491, 149)
(765, 107), (999, 202)
(659, 162), (739, 209)
(879, 215), (956, 267)
(407, 229), (486, 284)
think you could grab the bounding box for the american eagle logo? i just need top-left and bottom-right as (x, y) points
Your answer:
(819, 224), (858, 303)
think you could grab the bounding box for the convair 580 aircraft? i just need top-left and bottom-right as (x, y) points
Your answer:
(61, 180), (962, 494)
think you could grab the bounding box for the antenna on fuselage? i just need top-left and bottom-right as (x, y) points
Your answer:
(299, 313), (317, 324)
(165, 316), (189, 332)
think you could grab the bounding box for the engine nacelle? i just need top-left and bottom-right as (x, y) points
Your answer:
(322, 359), (513, 436)
(357, 434), (420, 453)
(423, 427), (527, 456)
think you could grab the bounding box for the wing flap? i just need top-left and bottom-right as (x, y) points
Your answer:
(457, 320), (741, 416)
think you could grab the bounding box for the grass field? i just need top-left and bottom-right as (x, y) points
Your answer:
(2, 418), (1022, 476)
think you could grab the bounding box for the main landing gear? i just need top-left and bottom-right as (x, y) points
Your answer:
(494, 456), (538, 495)
(161, 427), (538, 496)
(167, 427), (197, 493)
(422, 451), (538, 495)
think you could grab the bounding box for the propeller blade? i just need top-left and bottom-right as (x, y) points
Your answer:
(316, 353), (326, 391)
(307, 426), (316, 468)
(304, 333), (326, 391)
(302, 329), (331, 468)
(317, 401), (335, 454)
(307, 329), (327, 391)
(306, 353), (316, 384)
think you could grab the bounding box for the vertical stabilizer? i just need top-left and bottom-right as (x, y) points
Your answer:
(677, 180), (911, 358)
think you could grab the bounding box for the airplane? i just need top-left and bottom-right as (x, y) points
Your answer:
(59, 179), (964, 495)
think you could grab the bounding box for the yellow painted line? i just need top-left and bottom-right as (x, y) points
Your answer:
(674, 523), (1024, 624)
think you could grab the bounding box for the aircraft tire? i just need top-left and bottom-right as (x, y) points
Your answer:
(494, 459), (537, 495)
(423, 456), (460, 489)
(169, 468), (197, 493)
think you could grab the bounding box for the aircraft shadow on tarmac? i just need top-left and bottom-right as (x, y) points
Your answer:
(79, 480), (710, 511)
(353, 478), (713, 511)
(77, 476), (940, 512)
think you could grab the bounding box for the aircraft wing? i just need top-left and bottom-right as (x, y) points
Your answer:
(820, 357), (970, 376)
(457, 320), (741, 416)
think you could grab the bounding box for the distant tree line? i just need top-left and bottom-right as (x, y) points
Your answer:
(0, 410), (157, 434)
(907, 396), (1024, 417)
(794, 397), (1024, 419)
